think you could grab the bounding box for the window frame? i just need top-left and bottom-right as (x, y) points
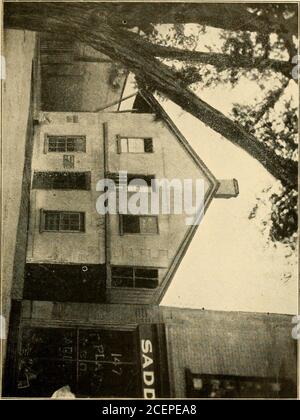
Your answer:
(185, 369), (287, 399)
(45, 135), (86, 153)
(66, 115), (79, 123)
(116, 136), (154, 154)
(119, 214), (159, 235)
(40, 210), (85, 233)
(32, 171), (91, 190)
(126, 174), (156, 192)
(111, 266), (159, 289)
(17, 325), (140, 398)
(63, 155), (75, 169)
(108, 173), (156, 192)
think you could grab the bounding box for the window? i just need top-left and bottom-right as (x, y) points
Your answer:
(66, 115), (79, 123)
(185, 370), (293, 399)
(112, 266), (158, 289)
(46, 135), (86, 152)
(117, 137), (153, 154)
(63, 155), (75, 169)
(127, 174), (155, 191)
(32, 172), (91, 190)
(41, 210), (85, 232)
(120, 215), (158, 234)
(108, 173), (155, 192)
(17, 327), (139, 397)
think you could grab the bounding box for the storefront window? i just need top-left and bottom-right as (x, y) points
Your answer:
(17, 327), (140, 397)
(185, 369), (295, 398)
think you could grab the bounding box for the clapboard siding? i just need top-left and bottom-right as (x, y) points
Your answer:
(160, 308), (297, 397)
(20, 300), (161, 325)
(106, 288), (156, 305)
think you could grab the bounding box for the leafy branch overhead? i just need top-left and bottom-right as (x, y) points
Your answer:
(5, 3), (298, 185)
(4, 2), (298, 246)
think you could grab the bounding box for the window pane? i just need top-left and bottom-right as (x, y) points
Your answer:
(74, 173), (89, 189)
(127, 179), (149, 192)
(52, 172), (70, 189)
(69, 214), (80, 230)
(112, 267), (134, 287)
(17, 328), (77, 392)
(140, 216), (158, 234)
(17, 358), (76, 397)
(118, 138), (153, 154)
(111, 266), (133, 277)
(79, 213), (85, 231)
(77, 329), (139, 397)
(144, 138), (153, 153)
(119, 138), (128, 153)
(66, 138), (75, 152)
(112, 267), (158, 288)
(57, 142), (66, 152)
(43, 211), (84, 232)
(32, 172), (51, 189)
(121, 215), (140, 234)
(75, 137), (86, 152)
(44, 212), (60, 231)
(33, 172), (90, 190)
(127, 174), (154, 192)
(48, 139), (58, 152)
(78, 361), (138, 397)
(17, 327), (139, 398)
(60, 213), (80, 231)
(20, 327), (77, 359)
(135, 278), (158, 289)
(63, 155), (75, 169)
(128, 138), (145, 153)
(112, 277), (134, 288)
(135, 268), (158, 279)
(78, 329), (137, 363)
(47, 136), (86, 153)
(48, 137), (66, 152)
(185, 371), (290, 398)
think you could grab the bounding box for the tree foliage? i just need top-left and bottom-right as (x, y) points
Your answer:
(4, 2), (298, 247)
(232, 90), (298, 249)
(141, 10), (298, 249)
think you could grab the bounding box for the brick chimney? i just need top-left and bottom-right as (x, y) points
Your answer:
(215, 179), (239, 199)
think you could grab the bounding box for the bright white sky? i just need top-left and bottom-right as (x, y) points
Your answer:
(161, 91), (298, 315)
(121, 25), (298, 315)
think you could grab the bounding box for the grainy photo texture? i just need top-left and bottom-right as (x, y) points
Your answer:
(1, 1), (299, 399)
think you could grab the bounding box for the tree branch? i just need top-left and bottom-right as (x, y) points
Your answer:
(253, 79), (290, 125)
(139, 40), (293, 79)
(4, 3), (298, 188)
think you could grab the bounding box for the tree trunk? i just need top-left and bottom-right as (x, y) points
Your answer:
(79, 2), (298, 37)
(4, 3), (298, 188)
(137, 40), (292, 79)
(5, 2), (297, 35)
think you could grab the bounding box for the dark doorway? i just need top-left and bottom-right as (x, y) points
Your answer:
(15, 327), (140, 397)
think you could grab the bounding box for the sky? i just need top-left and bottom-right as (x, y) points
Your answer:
(160, 93), (298, 315)
(121, 25), (298, 315)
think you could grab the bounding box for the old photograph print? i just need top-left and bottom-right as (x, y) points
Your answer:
(1, 1), (299, 399)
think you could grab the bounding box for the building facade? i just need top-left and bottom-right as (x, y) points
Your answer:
(4, 34), (296, 399)
(5, 302), (297, 398)
(22, 89), (237, 306)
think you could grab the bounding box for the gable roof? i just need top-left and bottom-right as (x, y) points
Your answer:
(137, 90), (220, 303)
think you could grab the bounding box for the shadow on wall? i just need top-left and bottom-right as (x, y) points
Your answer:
(40, 34), (126, 112)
